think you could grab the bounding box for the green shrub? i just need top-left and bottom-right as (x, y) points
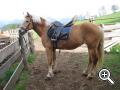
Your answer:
(14, 53), (36, 90)
(110, 44), (120, 54)
(27, 53), (36, 64)
(103, 54), (120, 76)
(0, 62), (19, 87)
(1, 24), (19, 31)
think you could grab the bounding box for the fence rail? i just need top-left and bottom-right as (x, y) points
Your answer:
(3, 59), (24, 90)
(103, 25), (120, 52)
(0, 30), (34, 90)
(0, 49), (21, 78)
(0, 40), (19, 63)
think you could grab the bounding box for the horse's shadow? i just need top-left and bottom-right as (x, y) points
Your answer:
(80, 76), (98, 90)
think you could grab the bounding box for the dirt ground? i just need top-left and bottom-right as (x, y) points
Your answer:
(26, 39), (120, 90)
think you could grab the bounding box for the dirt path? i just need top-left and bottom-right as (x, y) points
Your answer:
(26, 39), (119, 90)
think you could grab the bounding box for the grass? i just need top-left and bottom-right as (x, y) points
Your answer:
(102, 53), (120, 90)
(0, 62), (19, 87)
(110, 44), (120, 54)
(103, 54), (120, 76)
(102, 44), (120, 76)
(75, 11), (120, 25)
(27, 53), (36, 64)
(14, 70), (29, 90)
(96, 11), (120, 24)
(0, 54), (35, 90)
(105, 44), (120, 76)
(32, 30), (39, 40)
(0, 53), (36, 90)
(14, 53), (36, 90)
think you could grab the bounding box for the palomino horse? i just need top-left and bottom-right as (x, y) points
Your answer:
(21, 12), (104, 80)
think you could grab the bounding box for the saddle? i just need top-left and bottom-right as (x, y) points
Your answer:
(47, 19), (73, 48)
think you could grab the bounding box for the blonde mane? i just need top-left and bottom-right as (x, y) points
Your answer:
(32, 15), (41, 23)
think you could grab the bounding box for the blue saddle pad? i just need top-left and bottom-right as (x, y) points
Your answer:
(59, 27), (71, 40)
(47, 21), (71, 41)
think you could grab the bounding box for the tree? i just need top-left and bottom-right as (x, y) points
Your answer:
(98, 6), (107, 16)
(1, 24), (19, 31)
(101, 6), (107, 15)
(111, 5), (119, 13)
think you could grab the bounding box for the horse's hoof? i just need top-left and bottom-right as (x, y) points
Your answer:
(82, 71), (88, 77)
(53, 70), (61, 74)
(82, 73), (88, 77)
(87, 76), (93, 80)
(44, 77), (51, 81)
(87, 74), (93, 80)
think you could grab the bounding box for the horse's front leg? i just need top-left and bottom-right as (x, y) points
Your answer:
(45, 48), (54, 80)
(52, 49), (60, 74)
(52, 49), (56, 70)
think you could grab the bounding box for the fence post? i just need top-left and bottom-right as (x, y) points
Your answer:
(28, 31), (35, 53)
(19, 29), (28, 70)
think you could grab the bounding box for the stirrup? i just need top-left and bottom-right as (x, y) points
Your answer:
(51, 38), (57, 41)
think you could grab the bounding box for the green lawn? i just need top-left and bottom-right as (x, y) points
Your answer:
(103, 54), (120, 76)
(75, 11), (120, 25)
(103, 44), (120, 76)
(96, 12), (120, 24)
(102, 52), (120, 90)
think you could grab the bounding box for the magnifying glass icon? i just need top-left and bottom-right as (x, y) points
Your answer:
(99, 69), (114, 85)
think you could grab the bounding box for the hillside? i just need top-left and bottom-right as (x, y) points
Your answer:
(1, 24), (19, 31)
(76, 11), (120, 24)
(96, 11), (120, 24)
(0, 19), (22, 29)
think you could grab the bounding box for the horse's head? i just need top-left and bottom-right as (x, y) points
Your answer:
(21, 12), (47, 31)
(21, 12), (34, 31)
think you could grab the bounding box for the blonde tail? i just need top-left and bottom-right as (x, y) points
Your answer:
(97, 30), (104, 68)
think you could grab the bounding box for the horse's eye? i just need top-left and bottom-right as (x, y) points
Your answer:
(26, 21), (29, 23)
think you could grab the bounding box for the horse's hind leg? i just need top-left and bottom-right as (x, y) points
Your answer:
(82, 49), (92, 76)
(87, 48), (99, 79)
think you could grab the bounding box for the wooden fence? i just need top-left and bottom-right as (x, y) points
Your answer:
(0, 30), (34, 90)
(103, 25), (120, 52)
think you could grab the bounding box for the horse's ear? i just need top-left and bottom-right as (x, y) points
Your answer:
(26, 12), (32, 18)
(40, 17), (45, 24)
(27, 12), (30, 16)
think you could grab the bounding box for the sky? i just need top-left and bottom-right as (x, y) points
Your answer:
(0, 0), (120, 21)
